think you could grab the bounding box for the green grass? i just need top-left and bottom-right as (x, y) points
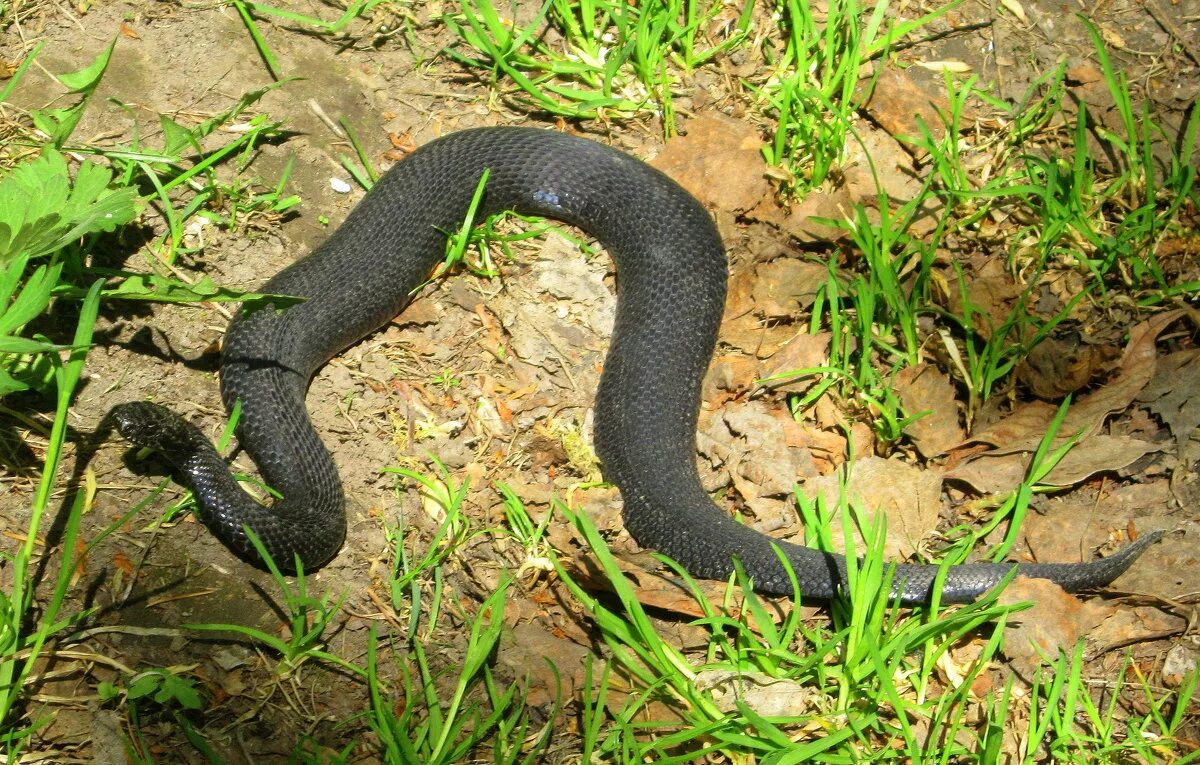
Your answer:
(1, 1), (1197, 762)
(441, 0), (754, 133)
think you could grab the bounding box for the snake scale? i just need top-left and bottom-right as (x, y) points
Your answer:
(112, 127), (1160, 603)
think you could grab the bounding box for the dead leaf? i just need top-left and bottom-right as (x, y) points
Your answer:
(759, 331), (831, 394)
(1055, 311), (1184, 438)
(913, 60), (972, 74)
(842, 125), (943, 237)
(944, 258), (1027, 342)
(800, 456), (941, 559)
(498, 623), (593, 707)
(949, 435), (1160, 494)
(747, 185), (853, 244)
(695, 670), (821, 715)
(949, 311), (1185, 493)
(703, 353), (760, 398)
(1041, 436), (1160, 486)
(1017, 335), (1111, 399)
(999, 578), (1114, 681)
(750, 258), (826, 322)
(652, 113), (769, 213)
(961, 401), (1058, 449)
(863, 67), (952, 150)
(1138, 349), (1200, 448)
(720, 259), (824, 355)
(998, 0), (1028, 23)
(894, 363), (964, 457)
(1162, 644), (1198, 687)
(716, 402), (821, 497)
(1087, 607), (1185, 659)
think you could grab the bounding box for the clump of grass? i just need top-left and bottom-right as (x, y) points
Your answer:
(440, 0), (754, 133)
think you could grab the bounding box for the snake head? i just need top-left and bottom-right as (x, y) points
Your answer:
(110, 401), (210, 458)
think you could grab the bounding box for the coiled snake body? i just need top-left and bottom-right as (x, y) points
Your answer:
(113, 127), (1159, 603)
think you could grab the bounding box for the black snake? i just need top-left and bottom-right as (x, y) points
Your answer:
(112, 127), (1160, 602)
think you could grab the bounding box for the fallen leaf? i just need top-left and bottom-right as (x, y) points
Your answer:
(948, 312), (1185, 493)
(800, 456), (941, 559)
(747, 185), (853, 244)
(1087, 607), (1185, 659)
(498, 623), (593, 707)
(751, 258), (826, 322)
(944, 258), (1027, 342)
(999, 578), (1113, 681)
(715, 401), (822, 497)
(998, 0), (1027, 23)
(111, 551), (134, 575)
(652, 113), (770, 213)
(913, 60), (972, 74)
(949, 435), (1160, 494)
(961, 401), (1058, 449)
(1054, 311), (1184, 439)
(703, 353), (761, 398)
(695, 670), (821, 715)
(863, 67), (953, 151)
(895, 363), (964, 458)
(759, 331), (831, 394)
(1017, 335), (1111, 399)
(1162, 644), (1198, 687)
(1138, 349), (1200, 448)
(841, 125), (944, 237)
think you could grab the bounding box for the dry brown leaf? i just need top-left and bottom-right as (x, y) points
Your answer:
(949, 311), (1185, 492)
(652, 113), (769, 213)
(841, 125), (943, 237)
(695, 670), (822, 716)
(751, 259), (826, 322)
(747, 185), (853, 244)
(944, 258), (1027, 342)
(894, 363), (965, 458)
(1055, 311), (1185, 438)
(999, 578), (1114, 680)
(961, 401), (1056, 452)
(1138, 349), (1200, 447)
(1088, 608), (1186, 659)
(760, 331), (832, 394)
(998, 0), (1028, 23)
(703, 353), (761, 398)
(949, 435), (1160, 493)
(863, 67), (952, 151)
(1017, 335), (1111, 399)
(497, 624), (600, 707)
(913, 61), (972, 73)
(1041, 436), (1160, 486)
(800, 456), (941, 559)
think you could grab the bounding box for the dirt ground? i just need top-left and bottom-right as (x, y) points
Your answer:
(1, 0), (1198, 761)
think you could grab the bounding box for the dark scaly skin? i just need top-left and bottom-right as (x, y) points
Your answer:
(112, 127), (1162, 600)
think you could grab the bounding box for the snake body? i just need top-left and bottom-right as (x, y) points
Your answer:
(112, 127), (1160, 602)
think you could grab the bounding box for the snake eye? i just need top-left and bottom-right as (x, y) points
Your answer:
(111, 401), (201, 454)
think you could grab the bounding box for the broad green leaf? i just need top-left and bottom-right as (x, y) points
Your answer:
(0, 262), (61, 336)
(0, 150), (138, 265)
(56, 36), (118, 92)
(159, 114), (200, 158)
(30, 36), (119, 145)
